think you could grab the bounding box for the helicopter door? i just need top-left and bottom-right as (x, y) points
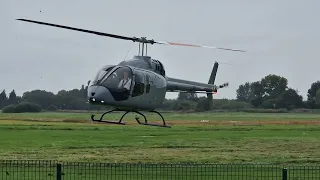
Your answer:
(145, 74), (150, 93)
(132, 71), (145, 97)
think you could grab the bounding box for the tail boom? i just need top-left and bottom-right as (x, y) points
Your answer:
(166, 77), (216, 93)
(166, 61), (222, 94)
(166, 61), (226, 111)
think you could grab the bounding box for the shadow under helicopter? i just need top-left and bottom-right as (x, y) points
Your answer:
(87, 60), (170, 128)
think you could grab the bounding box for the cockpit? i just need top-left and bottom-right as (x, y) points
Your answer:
(90, 66), (134, 101)
(100, 67), (132, 91)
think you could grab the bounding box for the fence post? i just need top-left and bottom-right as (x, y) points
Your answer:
(282, 167), (287, 180)
(56, 163), (62, 180)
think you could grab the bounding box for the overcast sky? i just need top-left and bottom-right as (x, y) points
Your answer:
(1, 0), (319, 100)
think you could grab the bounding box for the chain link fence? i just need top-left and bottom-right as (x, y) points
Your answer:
(0, 160), (319, 179)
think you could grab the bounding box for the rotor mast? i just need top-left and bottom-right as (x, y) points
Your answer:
(135, 37), (154, 56)
(138, 42), (149, 56)
(138, 42), (148, 56)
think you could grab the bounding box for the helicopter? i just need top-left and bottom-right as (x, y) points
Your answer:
(16, 18), (246, 128)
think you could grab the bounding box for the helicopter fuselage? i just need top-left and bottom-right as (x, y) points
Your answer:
(87, 56), (167, 111)
(87, 55), (223, 112)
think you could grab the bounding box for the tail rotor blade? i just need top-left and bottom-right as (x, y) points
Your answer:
(218, 82), (229, 89)
(211, 82), (229, 94)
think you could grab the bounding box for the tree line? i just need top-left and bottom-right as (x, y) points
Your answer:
(0, 85), (91, 112)
(1, 73), (320, 113)
(236, 74), (320, 109)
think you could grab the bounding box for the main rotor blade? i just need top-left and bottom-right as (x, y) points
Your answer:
(155, 41), (246, 52)
(16, 18), (138, 41)
(16, 18), (246, 52)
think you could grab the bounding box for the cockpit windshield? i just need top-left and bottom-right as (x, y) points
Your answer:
(100, 66), (132, 91)
(90, 65), (115, 85)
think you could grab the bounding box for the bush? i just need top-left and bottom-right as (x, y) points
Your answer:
(2, 105), (16, 113)
(46, 104), (58, 111)
(1, 102), (42, 113)
(172, 100), (197, 111)
(15, 102), (41, 113)
(242, 108), (288, 113)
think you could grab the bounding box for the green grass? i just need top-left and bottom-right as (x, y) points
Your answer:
(0, 111), (319, 165)
(0, 111), (320, 179)
(1, 111), (320, 121)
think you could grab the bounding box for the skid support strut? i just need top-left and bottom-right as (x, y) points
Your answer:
(90, 108), (170, 128)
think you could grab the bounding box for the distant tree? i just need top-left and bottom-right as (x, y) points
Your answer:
(21, 90), (55, 109)
(172, 100), (196, 111)
(315, 89), (320, 108)
(158, 99), (176, 110)
(245, 74), (288, 108)
(177, 92), (198, 102)
(306, 81), (320, 108)
(249, 81), (264, 108)
(8, 90), (19, 105)
(307, 81), (320, 100)
(0, 90), (8, 109)
(275, 88), (303, 109)
(195, 97), (211, 111)
(260, 74), (288, 99)
(0, 82), (96, 111)
(236, 82), (252, 102)
(80, 84), (87, 98)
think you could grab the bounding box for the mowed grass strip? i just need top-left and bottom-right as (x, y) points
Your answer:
(1, 111), (320, 124)
(0, 111), (320, 165)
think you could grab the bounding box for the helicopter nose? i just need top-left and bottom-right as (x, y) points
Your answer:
(87, 85), (114, 104)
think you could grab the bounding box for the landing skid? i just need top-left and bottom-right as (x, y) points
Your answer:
(90, 108), (171, 128)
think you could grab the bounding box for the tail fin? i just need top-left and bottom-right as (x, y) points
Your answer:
(206, 61), (219, 110)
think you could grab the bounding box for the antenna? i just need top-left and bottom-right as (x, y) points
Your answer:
(124, 49), (130, 61)
(124, 45), (133, 61)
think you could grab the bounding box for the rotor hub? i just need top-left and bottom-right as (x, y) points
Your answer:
(132, 37), (155, 45)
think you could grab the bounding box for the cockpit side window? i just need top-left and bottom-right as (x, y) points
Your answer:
(132, 71), (145, 97)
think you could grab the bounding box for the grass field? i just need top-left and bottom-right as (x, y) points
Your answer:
(0, 111), (320, 166)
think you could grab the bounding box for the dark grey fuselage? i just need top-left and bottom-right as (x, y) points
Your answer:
(87, 55), (217, 111)
(87, 56), (167, 111)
